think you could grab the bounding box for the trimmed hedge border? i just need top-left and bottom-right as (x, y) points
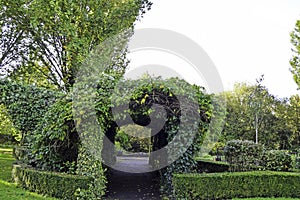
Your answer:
(173, 171), (300, 200)
(12, 164), (92, 199)
(195, 160), (229, 173)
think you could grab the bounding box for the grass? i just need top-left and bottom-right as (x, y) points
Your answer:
(0, 147), (57, 200)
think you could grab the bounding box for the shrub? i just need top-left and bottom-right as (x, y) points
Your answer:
(27, 97), (79, 173)
(173, 171), (300, 199)
(224, 140), (263, 171)
(0, 80), (59, 137)
(12, 164), (92, 200)
(296, 156), (300, 170)
(261, 150), (292, 171)
(195, 160), (229, 173)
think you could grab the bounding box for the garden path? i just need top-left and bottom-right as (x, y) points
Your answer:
(104, 156), (161, 200)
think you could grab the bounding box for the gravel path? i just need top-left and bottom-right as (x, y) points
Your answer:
(104, 156), (161, 200)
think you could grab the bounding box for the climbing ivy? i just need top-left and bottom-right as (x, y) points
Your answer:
(105, 76), (212, 195)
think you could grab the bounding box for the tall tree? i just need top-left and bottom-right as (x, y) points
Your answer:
(221, 82), (282, 149)
(290, 20), (300, 88)
(0, 0), (152, 91)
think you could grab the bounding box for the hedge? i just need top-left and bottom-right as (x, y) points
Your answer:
(173, 171), (300, 199)
(12, 165), (93, 199)
(195, 160), (229, 173)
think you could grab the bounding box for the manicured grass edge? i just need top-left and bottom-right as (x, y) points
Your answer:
(12, 164), (93, 200)
(173, 171), (300, 200)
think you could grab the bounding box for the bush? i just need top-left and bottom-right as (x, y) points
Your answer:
(195, 160), (229, 173)
(0, 80), (59, 136)
(261, 150), (293, 171)
(173, 171), (300, 199)
(12, 164), (92, 200)
(27, 97), (79, 173)
(296, 157), (300, 170)
(224, 140), (263, 171)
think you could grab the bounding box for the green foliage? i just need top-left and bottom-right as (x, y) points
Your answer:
(75, 147), (107, 199)
(27, 97), (79, 172)
(224, 140), (263, 172)
(109, 76), (212, 195)
(209, 141), (225, 156)
(173, 171), (300, 200)
(195, 160), (229, 173)
(290, 20), (300, 88)
(116, 124), (151, 153)
(0, 79), (59, 138)
(221, 83), (284, 149)
(0, 0), (152, 90)
(0, 150), (58, 200)
(261, 150), (293, 172)
(286, 95), (300, 150)
(12, 164), (92, 200)
(296, 156), (300, 170)
(0, 104), (20, 142)
(8, 63), (55, 89)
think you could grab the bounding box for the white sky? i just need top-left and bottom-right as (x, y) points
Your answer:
(127, 0), (300, 98)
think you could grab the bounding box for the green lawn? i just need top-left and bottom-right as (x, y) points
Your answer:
(0, 147), (57, 200)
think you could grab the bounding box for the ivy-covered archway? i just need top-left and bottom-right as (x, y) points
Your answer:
(0, 76), (212, 197)
(97, 76), (212, 194)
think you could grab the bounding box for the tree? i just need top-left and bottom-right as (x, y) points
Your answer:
(0, 0), (28, 76)
(0, 0), (152, 91)
(248, 75), (267, 144)
(290, 20), (300, 88)
(221, 82), (282, 149)
(286, 94), (300, 150)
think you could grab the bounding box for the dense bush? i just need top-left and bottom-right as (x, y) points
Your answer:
(296, 156), (300, 169)
(0, 79), (59, 137)
(224, 140), (263, 171)
(173, 171), (300, 199)
(195, 160), (229, 173)
(27, 97), (79, 173)
(12, 164), (92, 200)
(261, 150), (293, 171)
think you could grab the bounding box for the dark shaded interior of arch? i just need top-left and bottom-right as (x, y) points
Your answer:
(102, 87), (182, 167)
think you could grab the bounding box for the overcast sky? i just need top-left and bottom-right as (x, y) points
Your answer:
(127, 0), (300, 98)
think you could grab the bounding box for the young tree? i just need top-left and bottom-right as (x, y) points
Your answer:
(0, 0), (152, 91)
(221, 82), (281, 148)
(290, 20), (300, 88)
(287, 94), (300, 150)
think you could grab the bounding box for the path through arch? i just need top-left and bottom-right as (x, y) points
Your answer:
(104, 156), (161, 200)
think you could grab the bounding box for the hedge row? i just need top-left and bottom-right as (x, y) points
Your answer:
(173, 171), (300, 199)
(195, 160), (229, 173)
(12, 165), (92, 199)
